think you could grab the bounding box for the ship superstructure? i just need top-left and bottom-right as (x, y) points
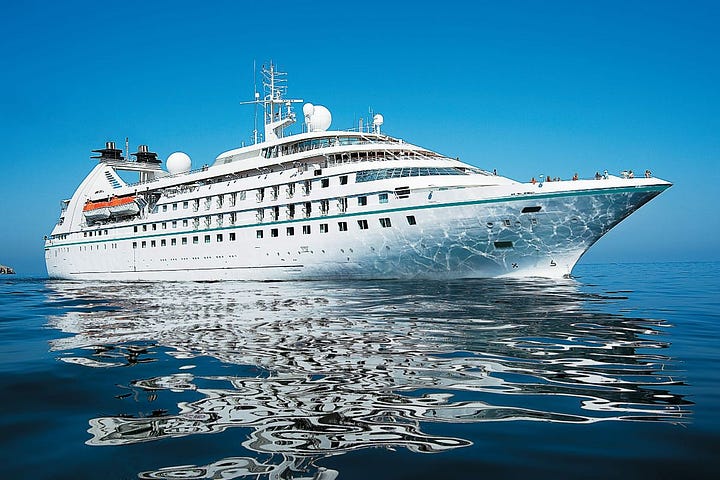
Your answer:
(44, 64), (671, 280)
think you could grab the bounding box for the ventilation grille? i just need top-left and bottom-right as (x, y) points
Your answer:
(105, 171), (122, 189)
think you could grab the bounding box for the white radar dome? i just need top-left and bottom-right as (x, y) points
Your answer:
(306, 104), (332, 132)
(373, 114), (384, 126)
(302, 103), (315, 117)
(166, 151), (192, 174)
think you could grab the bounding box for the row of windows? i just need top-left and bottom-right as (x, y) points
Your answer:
(159, 191), (248, 213)
(262, 135), (399, 158)
(84, 229), (109, 237)
(355, 167), (466, 183)
(133, 232), (238, 249)
(131, 216), (417, 247)
(136, 192), (394, 233)
(257, 215), (415, 238)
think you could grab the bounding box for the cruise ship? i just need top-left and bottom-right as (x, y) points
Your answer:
(44, 64), (671, 281)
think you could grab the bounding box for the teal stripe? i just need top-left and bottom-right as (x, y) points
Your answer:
(45, 183), (668, 250)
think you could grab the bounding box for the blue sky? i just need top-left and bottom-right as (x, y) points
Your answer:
(1, 0), (718, 275)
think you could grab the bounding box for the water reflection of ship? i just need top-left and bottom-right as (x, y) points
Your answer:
(46, 280), (692, 479)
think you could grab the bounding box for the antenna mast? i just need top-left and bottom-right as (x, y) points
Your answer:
(240, 61), (302, 143)
(252, 60), (259, 145)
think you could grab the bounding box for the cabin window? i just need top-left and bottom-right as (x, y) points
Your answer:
(321, 178), (330, 188)
(494, 241), (514, 249)
(358, 219), (369, 230)
(358, 196), (367, 206)
(142, 241), (147, 248)
(160, 239), (166, 247)
(182, 237), (188, 245)
(380, 218), (392, 228)
(171, 238), (177, 246)
(257, 230), (264, 239)
(303, 225), (311, 235)
(314, 169), (322, 176)
(320, 223), (329, 233)
(143, 225), (147, 232)
(521, 206), (542, 213)
(152, 224), (157, 231)
(162, 205), (168, 212)
(133, 226), (138, 233)
(193, 236), (199, 244)
(216, 234), (223, 242)
(340, 175), (348, 185)
(183, 219), (189, 227)
(172, 221), (177, 228)
(132, 242), (137, 249)
(320, 199), (330, 215)
(270, 228), (279, 237)
(229, 232), (236, 241)
(173, 203), (178, 211)
(162, 222), (167, 229)
(204, 235), (211, 243)
(286, 227), (295, 236)
(338, 221), (348, 232)
(379, 193), (389, 204)
(406, 215), (417, 225)
(182, 201), (188, 209)
(151, 240), (156, 247)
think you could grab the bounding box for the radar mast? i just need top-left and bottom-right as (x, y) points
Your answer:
(241, 62), (302, 143)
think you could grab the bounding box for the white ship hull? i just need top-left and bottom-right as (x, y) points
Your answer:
(45, 179), (668, 281)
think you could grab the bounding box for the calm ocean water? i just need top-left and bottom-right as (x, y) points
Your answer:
(1, 262), (719, 479)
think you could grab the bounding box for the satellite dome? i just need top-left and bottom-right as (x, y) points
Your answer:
(302, 103), (315, 117)
(166, 152), (192, 174)
(307, 104), (332, 132)
(373, 114), (384, 126)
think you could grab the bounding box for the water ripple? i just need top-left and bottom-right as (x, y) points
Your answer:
(44, 279), (691, 479)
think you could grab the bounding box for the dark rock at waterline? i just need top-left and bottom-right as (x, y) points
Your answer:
(0, 265), (15, 274)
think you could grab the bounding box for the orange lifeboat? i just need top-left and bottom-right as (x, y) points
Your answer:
(108, 196), (140, 217)
(83, 199), (111, 221)
(83, 195), (141, 222)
